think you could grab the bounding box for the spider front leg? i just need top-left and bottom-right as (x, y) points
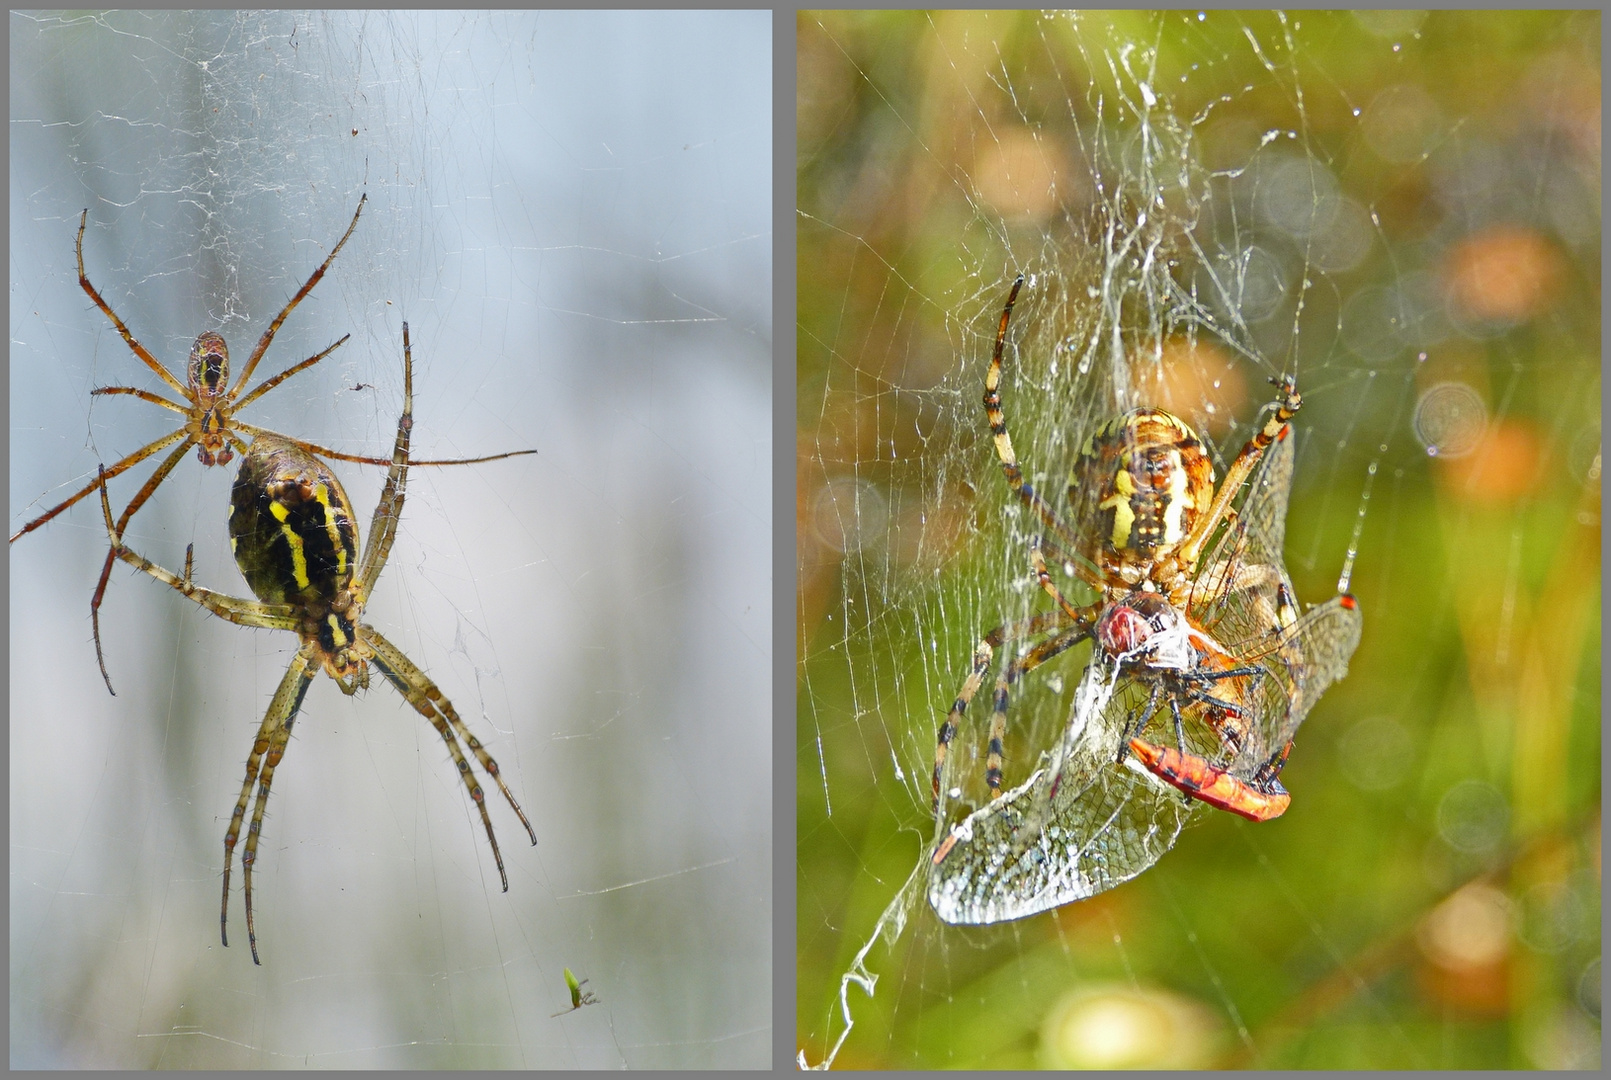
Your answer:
(1176, 375), (1301, 570)
(227, 194), (366, 396)
(74, 209), (188, 399)
(982, 277), (1081, 552)
(222, 645), (317, 964)
(365, 626), (537, 890)
(354, 323), (415, 591)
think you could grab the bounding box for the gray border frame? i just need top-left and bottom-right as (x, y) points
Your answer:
(773, 7), (797, 1071)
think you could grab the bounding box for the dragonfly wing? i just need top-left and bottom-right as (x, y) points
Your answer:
(1273, 593), (1363, 747)
(927, 658), (1194, 924)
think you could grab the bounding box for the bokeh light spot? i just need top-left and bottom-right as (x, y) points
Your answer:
(1412, 381), (1487, 459)
(1039, 984), (1219, 1069)
(1436, 780), (1510, 855)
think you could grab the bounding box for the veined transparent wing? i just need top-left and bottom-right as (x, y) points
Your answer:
(1186, 417), (1298, 657)
(1185, 421), (1363, 777)
(927, 656), (1197, 924)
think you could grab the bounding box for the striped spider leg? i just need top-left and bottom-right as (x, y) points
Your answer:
(13, 194), (533, 693)
(100, 323), (537, 963)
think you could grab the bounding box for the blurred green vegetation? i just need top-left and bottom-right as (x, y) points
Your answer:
(798, 10), (1599, 1069)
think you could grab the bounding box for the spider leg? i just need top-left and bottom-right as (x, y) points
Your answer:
(932, 611), (1075, 810)
(75, 209), (189, 399)
(229, 194), (367, 396)
(983, 604), (1103, 799)
(346, 447), (536, 468)
(1034, 531), (1107, 594)
(228, 334), (350, 411)
(356, 322), (413, 591)
(983, 277), (1082, 553)
(1177, 376), (1300, 569)
(935, 547), (1103, 810)
(935, 641), (1000, 808)
(365, 626), (538, 891)
(1029, 541), (1103, 619)
(88, 385), (189, 413)
(223, 643), (316, 964)
(234, 420), (537, 469)
(9, 426), (190, 543)
(90, 434), (198, 693)
(98, 468), (300, 632)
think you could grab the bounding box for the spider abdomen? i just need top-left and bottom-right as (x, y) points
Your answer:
(1069, 409), (1215, 581)
(229, 436), (359, 609)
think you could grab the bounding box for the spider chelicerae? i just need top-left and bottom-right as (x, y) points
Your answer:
(99, 322), (537, 964)
(931, 276), (1309, 820)
(11, 195), (532, 693)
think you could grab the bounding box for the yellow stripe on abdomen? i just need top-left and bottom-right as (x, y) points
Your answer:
(269, 498), (311, 590)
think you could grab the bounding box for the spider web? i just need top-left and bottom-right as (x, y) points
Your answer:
(10, 10), (771, 1067)
(798, 11), (1599, 1069)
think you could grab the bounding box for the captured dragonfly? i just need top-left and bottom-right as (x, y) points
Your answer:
(927, 280), (1361, 925)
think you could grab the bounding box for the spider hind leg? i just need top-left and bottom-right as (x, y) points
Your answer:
(222, 645), (317, 964)
(367, 627), (538, 892)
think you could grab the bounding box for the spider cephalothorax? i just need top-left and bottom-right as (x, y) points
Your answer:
(186, 331), (236, 465)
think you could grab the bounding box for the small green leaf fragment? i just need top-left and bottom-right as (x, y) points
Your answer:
(564, 967), (581, 1008)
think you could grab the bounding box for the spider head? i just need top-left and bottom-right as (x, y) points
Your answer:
(1069, 408), (1216, 587)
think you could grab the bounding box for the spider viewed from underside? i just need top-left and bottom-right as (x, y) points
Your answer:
(11, 195), (534, 693)
(99, 322), (538, 964)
